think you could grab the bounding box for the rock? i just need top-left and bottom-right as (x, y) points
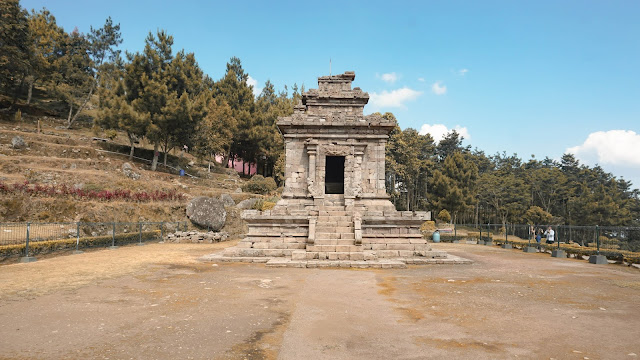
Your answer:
(73, 183), (84, 190)
(188, 161), (195, 166)
(237, 198), (260, 209)
(11, 136), (27, 149)
(122, 162), (141, 180)
(220, 193), (235, 206)
(235, 187), (242, 193)
(185, 197), (227, 231)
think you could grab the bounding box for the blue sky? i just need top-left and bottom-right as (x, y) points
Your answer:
(22, 0), (640, 189)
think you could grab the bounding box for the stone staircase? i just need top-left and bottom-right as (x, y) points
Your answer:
(298, 196), (365, 261)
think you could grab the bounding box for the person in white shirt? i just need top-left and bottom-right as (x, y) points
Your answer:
(544, 226), (555, 244)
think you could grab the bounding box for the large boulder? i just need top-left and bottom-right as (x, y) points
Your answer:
(237, 198), (260, 210)
(220, 193), (235, 207)
(122, 162), (141, 180)
(186, 197), (227, 231)
(11, 136), (27, 149)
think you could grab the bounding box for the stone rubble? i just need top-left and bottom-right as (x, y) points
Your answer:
(167, 230), (229, 244)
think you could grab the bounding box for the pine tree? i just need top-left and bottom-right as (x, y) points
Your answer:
(430, 152), (478, 223)
(25, 8), (65, 104)
(193, 99), (236, 171)
(0, 0), (31, 106)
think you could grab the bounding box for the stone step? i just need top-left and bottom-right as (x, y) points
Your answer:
(317, 215), (351, 222)
(317, 206), (345, 211)
(315, 232), (340, 239)
(316, 231), (355, 238)
(307, 244), (362, 252)
(318, 226), (352, 233)
(294, 251), (365, 261)
(316, 218), (352, 224)
(315, 239), (356, 246)
(318, 210), (348, 216)
(266, 258), (407, 269)
(315, 233), (354, 240)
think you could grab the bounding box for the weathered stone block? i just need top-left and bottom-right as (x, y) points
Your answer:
(292, 251), (306, 260)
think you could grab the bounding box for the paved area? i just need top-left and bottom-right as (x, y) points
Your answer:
(0, 242), (639, 359)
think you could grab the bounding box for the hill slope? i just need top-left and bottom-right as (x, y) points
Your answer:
(0, 115), (252, 237)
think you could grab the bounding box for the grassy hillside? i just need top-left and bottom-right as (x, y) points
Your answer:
(0, 106), (254, 238)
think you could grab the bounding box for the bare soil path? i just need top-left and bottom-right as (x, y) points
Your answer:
(0, 242), (639, 359)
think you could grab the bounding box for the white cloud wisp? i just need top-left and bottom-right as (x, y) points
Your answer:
(369, 87), (422, 109)
(377, 72), (398, 83)
(247, 75), (261, 97)
(419, 124), (470, 143)
(431, 81), (447, 95)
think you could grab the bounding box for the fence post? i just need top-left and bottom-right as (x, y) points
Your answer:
(161, 221), (164, 242)
(138, 222), (143, 245)
(25, 222), (30, 257)
(589, 225), (607, 264)
(20, 222), (36, 263)
(73, 222), (83, 254)
(109, 222), (118, 249)
(502, 223), (513, 249)
(454, 223), (457, 242)
(596, 225), (600, 255)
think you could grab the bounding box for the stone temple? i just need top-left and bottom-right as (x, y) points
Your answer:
(209, 72), (469, 268)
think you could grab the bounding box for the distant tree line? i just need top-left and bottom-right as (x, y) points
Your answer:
(385, 121), (640, 227)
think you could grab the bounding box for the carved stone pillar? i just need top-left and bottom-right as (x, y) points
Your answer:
(306, 143), (319, 197)
(353, 145), (366, 198)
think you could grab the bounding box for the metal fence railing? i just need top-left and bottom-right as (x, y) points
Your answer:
(436, 224), (640, 255)
(0, 221), (189, 260)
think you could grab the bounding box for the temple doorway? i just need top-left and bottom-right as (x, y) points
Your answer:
(325, 156), (345, 194)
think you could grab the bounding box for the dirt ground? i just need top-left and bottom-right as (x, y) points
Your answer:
(0, 242), (639, 360)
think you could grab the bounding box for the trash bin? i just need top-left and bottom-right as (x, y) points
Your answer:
(179, 169), (185, 176)
(432, 230), (440, 243)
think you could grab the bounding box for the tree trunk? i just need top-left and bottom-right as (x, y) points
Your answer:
(223, 148), (231, 168)
(128, 134), (135, 160)
(11, 75), (26, 109)
(67, 84), (95, 129)
(67, 102), (73, 125)
(163, 136), (169, 166)
(26, 77), (34, 105)
(151, 142), (159, 171)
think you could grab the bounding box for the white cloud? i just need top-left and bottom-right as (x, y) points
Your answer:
(567, 130), (640, 166)
(369, 87), (422, 109)
(567, 130), (640, 189)
(419, 124), (470, 143)
(417, 77), (425, 82)
(247, 75), (261, 97)
(431, 81), (447, 95)
(377, 72), (398, 83)
(458, 68), (469, 76)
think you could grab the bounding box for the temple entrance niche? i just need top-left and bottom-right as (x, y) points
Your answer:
(325, 156), (345, 194)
